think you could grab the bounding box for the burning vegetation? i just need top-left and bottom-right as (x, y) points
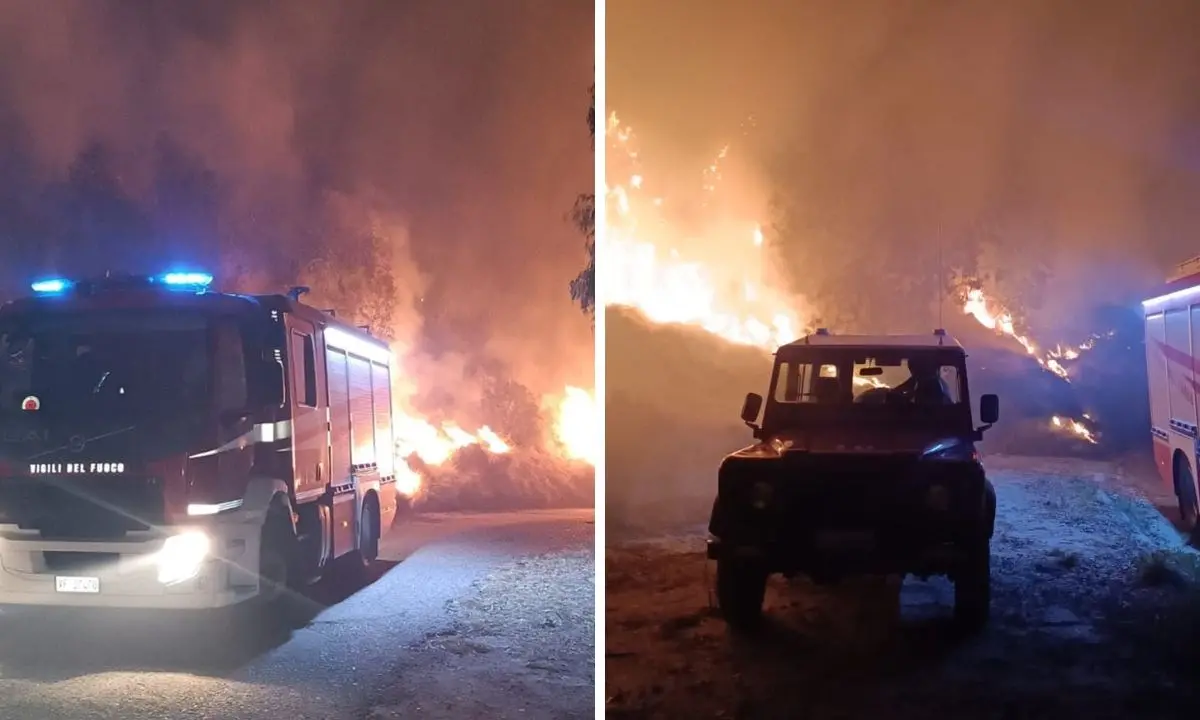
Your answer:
(604, 112), (1113, 470)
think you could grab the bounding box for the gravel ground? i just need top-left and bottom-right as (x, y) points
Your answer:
(361, 548), (595, 719)
(360, 549), (595, 715)
(605, 457), (1200, 719)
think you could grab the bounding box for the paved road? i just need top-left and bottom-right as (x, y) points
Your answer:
(0, 508), (595, 719)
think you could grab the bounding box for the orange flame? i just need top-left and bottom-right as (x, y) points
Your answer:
(960, 287), (1110, 381)
(550, 386), (597, 465)
(605, 112), (805, 350)
(1050, 415), (1098, 444)
(390, 381), (593, 498)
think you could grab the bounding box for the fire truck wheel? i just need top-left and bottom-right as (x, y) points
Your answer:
(1176, 455), (1199, 530)
(256, 510), (294, 607)
(234, 508), (305, 635)
(356, 498), (381, 564)
(338, 497), (380, 586)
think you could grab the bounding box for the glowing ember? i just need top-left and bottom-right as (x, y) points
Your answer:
(1049, 415), (1098, 444)
(552, 386), (597, 464)
(605, 112), (805, 350)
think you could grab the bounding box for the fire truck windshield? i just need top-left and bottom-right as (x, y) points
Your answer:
(0, 309), (216, 423)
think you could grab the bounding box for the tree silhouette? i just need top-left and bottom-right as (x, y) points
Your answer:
(568, 82), (595, 318)
(150, 134), (221, 272)
(41, 141), (153, 276)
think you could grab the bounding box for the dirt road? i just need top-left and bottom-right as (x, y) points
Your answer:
(605, 456), (1200, 719)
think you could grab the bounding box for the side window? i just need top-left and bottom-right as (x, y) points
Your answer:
(773, 361), (821, 403)
(213, 321), (247, 412)
(290, 331), (317, 407)
(938, 365), (963, 404)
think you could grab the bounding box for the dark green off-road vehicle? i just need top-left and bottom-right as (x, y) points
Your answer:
(707, 329), (1000, 632)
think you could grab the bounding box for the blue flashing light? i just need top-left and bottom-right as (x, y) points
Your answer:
(31, 278), (72, 294)
(159, 272), (213, 288)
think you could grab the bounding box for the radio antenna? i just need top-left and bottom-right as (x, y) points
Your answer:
(937, 222), (945, 330)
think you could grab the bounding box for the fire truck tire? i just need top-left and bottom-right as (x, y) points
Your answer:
(715, 557), (767, 631)
(258, 513), (291, 600)
(337, 496), (380, 586)
(228, 507), (305, 637)
(356, 496), (381, 564)
(1175, 454), (1199, 531)
(252, 508), (304, 622)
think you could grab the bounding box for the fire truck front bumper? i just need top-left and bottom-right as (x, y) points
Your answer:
(0, 519), (264, 610)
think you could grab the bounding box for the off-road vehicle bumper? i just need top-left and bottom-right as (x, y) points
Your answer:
(706, 533), (974, 581)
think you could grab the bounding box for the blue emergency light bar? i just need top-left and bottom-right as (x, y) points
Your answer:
(30, 271), (214, 295)
(30, 278), (72, 294)
(159, 272), (214, 288)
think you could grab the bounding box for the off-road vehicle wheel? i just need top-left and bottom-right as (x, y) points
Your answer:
(716, 557), (767, 630)
(953, 539), (991, 632)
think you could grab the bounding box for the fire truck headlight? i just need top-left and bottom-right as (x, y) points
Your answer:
(156, 530), (211, 585)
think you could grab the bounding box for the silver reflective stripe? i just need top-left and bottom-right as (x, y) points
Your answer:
(188, 420), (293, 459)
(253, 420), (293, 442)
(187, 499), (244, 515)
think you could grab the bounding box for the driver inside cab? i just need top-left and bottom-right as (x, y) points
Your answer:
(895, 357), (953, 405)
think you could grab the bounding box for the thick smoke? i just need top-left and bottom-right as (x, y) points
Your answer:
(0, 0), (594, 426)
(611, 0), (1200, 324)
(607, 0), (1194, 531)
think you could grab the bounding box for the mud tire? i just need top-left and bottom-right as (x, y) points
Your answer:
(716, 557), (768, 631)
(953, 539), (991, 633)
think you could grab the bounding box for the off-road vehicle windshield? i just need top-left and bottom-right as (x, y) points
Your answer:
(762, 346), (972, 434)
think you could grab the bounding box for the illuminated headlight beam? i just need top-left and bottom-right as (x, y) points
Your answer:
(155, 530), (211, 585)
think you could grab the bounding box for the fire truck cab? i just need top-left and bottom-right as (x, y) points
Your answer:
(0, 271), (408, 610)
(1143, 257), (1200, 538)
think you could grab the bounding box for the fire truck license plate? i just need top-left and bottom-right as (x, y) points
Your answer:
(55, 576), (100, 593)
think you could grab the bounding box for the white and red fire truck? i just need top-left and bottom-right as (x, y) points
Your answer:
(1143, 256), (1200, 534)
(0, 271), (408, 611)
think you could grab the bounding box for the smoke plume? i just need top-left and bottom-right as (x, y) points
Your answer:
(0, 0), (594, 426)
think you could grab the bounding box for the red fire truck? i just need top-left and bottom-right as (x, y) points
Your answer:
(0, 271), (407, 611)
(1143, 256), (1200, 536)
